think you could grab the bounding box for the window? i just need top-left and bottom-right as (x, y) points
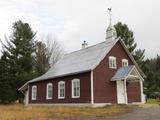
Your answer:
(46, 83), (53, 99)
(32, 86), (37, 100)
(122, 59), (128, 67)
(109, 56), (117, 69)
(72, 79), (80, 98)
(58, 81), (65, 99)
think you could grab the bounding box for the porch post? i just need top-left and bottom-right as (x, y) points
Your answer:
(124, 79), (128, 104)
(140, 79), (144, 103)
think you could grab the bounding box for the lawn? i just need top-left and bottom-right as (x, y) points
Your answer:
(146, 99), (160, 104)
(0, 104), (130, 120)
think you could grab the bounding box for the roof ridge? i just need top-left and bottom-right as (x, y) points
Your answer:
(64, 39), (118, 56)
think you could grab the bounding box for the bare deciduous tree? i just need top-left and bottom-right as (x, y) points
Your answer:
(45, 35), (64, 66)
(35, 34), (64, 75)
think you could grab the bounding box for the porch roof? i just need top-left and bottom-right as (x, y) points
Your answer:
(111, 65), (138, 81)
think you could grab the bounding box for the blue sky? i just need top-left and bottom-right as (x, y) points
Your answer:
(0, 0), (160, 58)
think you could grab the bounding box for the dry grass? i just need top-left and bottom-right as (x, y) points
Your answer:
(146, 99), (160, 104)
(0, 104), (130, 120)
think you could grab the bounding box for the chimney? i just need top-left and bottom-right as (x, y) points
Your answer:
(82, 41), (88, 49)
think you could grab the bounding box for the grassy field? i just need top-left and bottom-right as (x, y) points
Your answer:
(146, 99), (160, 104)
(0, 104), (130, 120)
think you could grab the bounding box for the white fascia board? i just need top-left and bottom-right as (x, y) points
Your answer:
(119, 39), (145, 78)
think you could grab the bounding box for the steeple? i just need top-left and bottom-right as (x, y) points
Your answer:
(106, 8), (117, 40)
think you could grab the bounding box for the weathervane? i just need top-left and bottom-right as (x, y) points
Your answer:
(108, 8), (112, 26)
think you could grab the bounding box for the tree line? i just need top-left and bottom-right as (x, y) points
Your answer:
(0, 20), (63, 103)
(0, 20), (159, 103)
(114, 22), (160, 98)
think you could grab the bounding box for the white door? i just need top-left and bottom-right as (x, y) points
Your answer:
(117, 81), (126, 104)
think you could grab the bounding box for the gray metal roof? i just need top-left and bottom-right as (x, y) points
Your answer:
(19, 38), (145, 91)
(111, 65), (135, 81)
(29, 38), (119, 83)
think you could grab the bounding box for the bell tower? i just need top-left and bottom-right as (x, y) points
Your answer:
(106, 8), (117, 40)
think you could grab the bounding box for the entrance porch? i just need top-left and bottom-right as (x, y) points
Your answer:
(111, 65), (144, 104)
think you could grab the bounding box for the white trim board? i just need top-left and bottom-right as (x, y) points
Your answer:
(91, 71), (94, 104)
(27, 103), (112, 107)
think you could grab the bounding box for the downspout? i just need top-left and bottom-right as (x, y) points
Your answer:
(91, 70), (94, 104)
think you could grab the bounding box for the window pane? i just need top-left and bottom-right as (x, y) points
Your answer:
(32, 86), (37, 100)
(59, 82), (65, 98)
(72, 79), (80, 98)
(47, 84), (52, 99)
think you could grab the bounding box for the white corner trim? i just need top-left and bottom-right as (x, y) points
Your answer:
(124, 78), (128, 104)
(140, 80), (144, 103)
(25, 86), (29, 106)
(91, 71), (94, 104)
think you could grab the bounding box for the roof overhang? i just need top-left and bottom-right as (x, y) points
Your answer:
(19, 69), (91, 91)
(111, 65), (143, 82)
(119, 39), (146, 78)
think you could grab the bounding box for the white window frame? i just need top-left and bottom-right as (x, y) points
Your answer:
(31, 85), (37, 100)
(109, 56), (117, 69)
(72, 79), (80, 98)
(46, 83), (53, 100)
(122, 59), (128, 67)
(58, 81), (65, 99)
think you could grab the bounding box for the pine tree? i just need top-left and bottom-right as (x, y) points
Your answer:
(134, 49), (145, 68)
(1, 20), (36, 102)
(0, 52), (16, 103)
(114, 22), (137, 53)
(156, 55), (160, 70)
(114, 22), (145, 67)
(35, 41), (49, 76)
(142, 55), (160, 97)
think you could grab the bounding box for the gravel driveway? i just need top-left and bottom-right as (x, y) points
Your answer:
(67, 105), (160, 120)
(109, 107), (160, 120)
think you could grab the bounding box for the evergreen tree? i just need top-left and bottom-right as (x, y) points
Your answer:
(156, 55), (160, 70)
(1, 20), (36, 102)
(0, 52), (16, 103)
(114, 22), (137, 53)
(114, 22), (145, 67)
(35, 41), (49, 76)
(134, 49), (145, 68)
(143, 56), (160, 97)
